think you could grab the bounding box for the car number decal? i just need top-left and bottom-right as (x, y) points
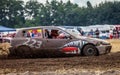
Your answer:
(23, 38), (42, 48)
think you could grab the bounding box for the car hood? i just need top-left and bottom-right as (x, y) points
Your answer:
(67, 30), (109, 44)
(74, 35), (110, 45)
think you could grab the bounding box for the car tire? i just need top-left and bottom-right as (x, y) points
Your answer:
(16, 45), (32, 58)
(83, 45), (98, 56)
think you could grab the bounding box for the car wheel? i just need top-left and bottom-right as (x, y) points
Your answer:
(83, 45), (98, 56)
(16, 45), (32, 58)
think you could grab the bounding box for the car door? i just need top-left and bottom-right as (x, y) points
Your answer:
(42, 28), (76, 50)
(43, 39), (71, 49)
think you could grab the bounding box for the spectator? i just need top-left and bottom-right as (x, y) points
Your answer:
(113, 28), (118, 39)
(116, 29), (119, 39)
(79, 29), (84, 36)
(22, 31), (27, 37)
(109, 29), (113, 39)
(26, 32), (31, 37)
(31, 31), (35, 37)
(95, 28), (100, 38)
(45, 29), (51, 38)
(118, 31), (120, 39)
(12, 33), (16, 38)
(88, 29), (94, 37)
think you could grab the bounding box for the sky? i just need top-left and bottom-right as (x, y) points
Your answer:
(23, 0), (120, 7)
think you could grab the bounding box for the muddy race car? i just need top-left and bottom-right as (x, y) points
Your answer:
(2, 26), (112, 57)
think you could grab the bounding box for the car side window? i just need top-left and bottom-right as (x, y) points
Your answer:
(22, 29), (43, 38)
(57, 30), (72, 39)
(44, 29), (71, 39)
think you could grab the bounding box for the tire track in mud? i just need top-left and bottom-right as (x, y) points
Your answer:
(0, 52), (120, 73)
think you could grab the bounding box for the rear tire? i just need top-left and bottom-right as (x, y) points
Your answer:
(16, 45), (32, 58)
(82, 45), (98, 56)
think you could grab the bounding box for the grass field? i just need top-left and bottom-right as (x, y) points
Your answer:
(106, 39), (120, 52)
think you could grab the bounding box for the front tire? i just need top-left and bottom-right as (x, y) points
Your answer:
(82, 45), (98, 56)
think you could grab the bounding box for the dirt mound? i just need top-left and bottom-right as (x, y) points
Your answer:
(0, 43), (11, 58)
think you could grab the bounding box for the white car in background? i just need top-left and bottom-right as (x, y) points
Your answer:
(99, 31), (110, 39)
(83, 31), (110, 39)
(60, 26), (82, 36)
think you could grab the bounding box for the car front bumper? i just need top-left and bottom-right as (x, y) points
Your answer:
(96, 45), (112, 55)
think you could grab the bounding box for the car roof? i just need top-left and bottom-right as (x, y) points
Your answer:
(16, 26), (80, 38)
(17, 26), (61, 30)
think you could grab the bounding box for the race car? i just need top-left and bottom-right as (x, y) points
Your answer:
(2, 26), (112, 57)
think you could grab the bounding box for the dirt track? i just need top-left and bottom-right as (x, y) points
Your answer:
(0, 39), (120, 75)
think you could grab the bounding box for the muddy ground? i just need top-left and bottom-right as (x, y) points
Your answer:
(0, 39), (120, 75)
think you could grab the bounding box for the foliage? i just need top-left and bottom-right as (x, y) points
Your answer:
(0, 0), (25, 28)
(0, 0), (120, 28)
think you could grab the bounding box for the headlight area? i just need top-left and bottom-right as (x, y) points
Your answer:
(96, 41), (112, 54)
(96, 41), (110, 46)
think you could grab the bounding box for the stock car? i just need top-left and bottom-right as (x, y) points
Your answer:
(2, 26), (112, 57)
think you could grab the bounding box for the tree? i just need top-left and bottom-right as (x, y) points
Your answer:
(87, 1), (93, 9)
(35, 0), (52, 26)
(94, 1), (120, 25)
(25, 0), (42, 19)
(1, 0), (120, 28)
(0, 0), (25, 28)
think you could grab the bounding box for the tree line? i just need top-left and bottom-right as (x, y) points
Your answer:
(0, 0), (120, 28)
